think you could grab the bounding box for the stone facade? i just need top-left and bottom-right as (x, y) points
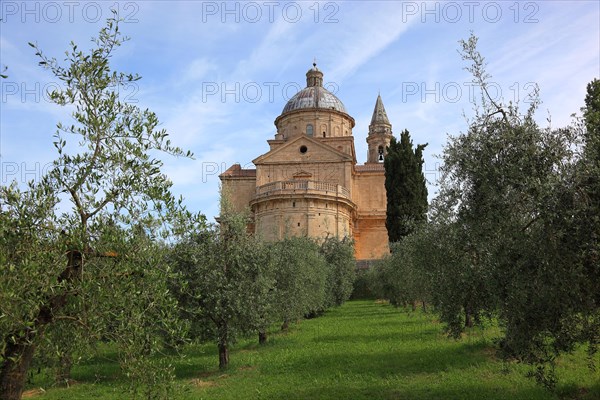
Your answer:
(220, 64), (394, 262)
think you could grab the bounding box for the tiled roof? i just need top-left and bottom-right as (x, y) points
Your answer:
(355, 164), (385, 172)
(220, 164), (256, 178)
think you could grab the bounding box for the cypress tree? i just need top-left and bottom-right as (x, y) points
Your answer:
(384, 130), (428, 243)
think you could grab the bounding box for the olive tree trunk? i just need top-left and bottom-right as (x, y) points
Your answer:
(0, 251), (81, 400)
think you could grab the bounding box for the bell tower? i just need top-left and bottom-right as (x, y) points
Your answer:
(366, 94), (393, 163)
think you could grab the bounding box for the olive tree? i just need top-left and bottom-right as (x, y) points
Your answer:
(432, 34), (598, 386)
(319, 236), (356, 309)
(270, 237), (327, 330)
(0, 14), (192, 399)
(370, 224), (438, 312)
(171, 194), (275, 370)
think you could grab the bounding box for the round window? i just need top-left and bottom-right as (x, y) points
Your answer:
(300, 145), (308, 154)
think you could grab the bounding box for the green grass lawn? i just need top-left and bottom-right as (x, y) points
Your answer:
(26, 300), (599, 399)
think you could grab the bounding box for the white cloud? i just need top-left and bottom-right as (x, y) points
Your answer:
(1, 0), (598, 215)
(181, 58), (218, 83)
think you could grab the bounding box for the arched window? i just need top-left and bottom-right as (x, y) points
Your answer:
(378, 146), (384, 162)
(306, 124), (314, 136)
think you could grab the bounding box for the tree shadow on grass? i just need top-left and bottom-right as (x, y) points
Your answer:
(258, 382), (554, 400)
(262, 341), (489, 378)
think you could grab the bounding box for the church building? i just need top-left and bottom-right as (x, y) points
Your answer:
(220, 64), (394, 262)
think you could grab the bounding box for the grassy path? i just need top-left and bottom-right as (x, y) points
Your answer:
(29, 300), (598, 399)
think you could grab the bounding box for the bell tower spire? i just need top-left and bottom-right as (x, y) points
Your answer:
(367, 94), (393, 163)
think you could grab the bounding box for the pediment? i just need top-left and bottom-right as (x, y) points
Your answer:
(253, 136), (352, 165)
(293, 170), (313, 179)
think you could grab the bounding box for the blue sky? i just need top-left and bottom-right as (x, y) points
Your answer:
(1, 1), (599, 220)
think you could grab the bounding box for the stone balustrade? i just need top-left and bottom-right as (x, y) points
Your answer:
(255, 180), (351, 200)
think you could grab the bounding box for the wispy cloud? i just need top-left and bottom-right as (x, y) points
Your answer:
(1, 0), (598, 215)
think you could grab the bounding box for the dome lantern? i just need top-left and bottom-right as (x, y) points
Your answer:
(306, 62), (323, 87)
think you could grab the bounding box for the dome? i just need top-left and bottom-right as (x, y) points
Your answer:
(281, 64), (347, 114)
(282, 86), (347, 114)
